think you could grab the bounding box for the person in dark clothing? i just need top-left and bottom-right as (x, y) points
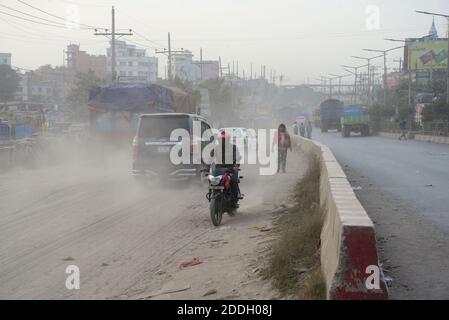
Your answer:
(272, 124), (292, 173)
(306, 120), (313, 139)
(299, 122), (306, 138)
(399, 119), (408, 141)
(213, 130), (242, 205)
(293, 121), (299, 135)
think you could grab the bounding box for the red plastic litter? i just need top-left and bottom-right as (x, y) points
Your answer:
(179, 257), (203, 269)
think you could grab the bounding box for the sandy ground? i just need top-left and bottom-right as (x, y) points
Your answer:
(0, 142), (306, 300)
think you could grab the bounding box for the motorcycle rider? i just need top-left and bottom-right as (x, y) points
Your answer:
(212, 130), (242, 207)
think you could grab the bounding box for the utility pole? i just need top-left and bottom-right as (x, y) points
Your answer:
(94, 6), (133, 82)
(200, 48), (203, 81)
(352, 54), (383, 105)
(342, 64), (368, 104)
(330, 74), (352, 101)
(155, 33), (184, 82)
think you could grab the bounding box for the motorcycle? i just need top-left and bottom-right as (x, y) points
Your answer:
(206, 167), (243, 226)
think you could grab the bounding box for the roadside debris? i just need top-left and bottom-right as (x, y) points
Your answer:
(140, 281), (191, 299)
(252, 225), (272, 232)
(203, 289), (218, 297)
(179, 257), (203, 269)
(155, 270), (166, 276)
(62, 257), (75, 261)
(384, 276), (394, 287)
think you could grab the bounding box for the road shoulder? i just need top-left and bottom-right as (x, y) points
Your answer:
(344, 164), (449, 299)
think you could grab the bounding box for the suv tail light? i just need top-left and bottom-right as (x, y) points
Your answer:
(190, 135), (199, 155)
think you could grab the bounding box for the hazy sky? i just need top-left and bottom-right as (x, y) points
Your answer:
(1, 0), (448, 84)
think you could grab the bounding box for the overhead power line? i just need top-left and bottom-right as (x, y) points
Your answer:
(16, 0), (102, 30)
(0, 9), (68, 29)
(0, 3), (68, 27)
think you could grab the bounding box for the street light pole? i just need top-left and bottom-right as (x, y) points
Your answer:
(342, 64), (368, 104)
(363, 46), (404, 108)
(385, 36), (431, 109)
(352, 54), (383, 105)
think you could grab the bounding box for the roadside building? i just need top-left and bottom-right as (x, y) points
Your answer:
(106, 40), (158, 83)
(0, 53), (12, 66)
(171, 50), (219, 82)
(15, 66), (65, 103)
(66, 44), (107, 84)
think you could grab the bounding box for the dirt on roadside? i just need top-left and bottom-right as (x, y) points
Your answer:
(130, 151), (308, 300)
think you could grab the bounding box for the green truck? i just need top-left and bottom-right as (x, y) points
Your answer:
(341, 106), (370, 138)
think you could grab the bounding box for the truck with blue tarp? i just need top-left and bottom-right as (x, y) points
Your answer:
(319, 99), (344, 133)
(341, 105), (370, 138)
(88, 83), (196, 144)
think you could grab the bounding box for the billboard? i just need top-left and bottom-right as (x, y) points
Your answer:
(408, 40), (448, 71)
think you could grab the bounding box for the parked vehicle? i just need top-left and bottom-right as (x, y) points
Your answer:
(341, 106), (370, 138)
(319, 99), (344, 133)
(132, 113), (211, 182)
(206, 167), (243, 226)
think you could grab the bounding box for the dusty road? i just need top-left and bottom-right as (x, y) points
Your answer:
(314, 130), (449, 299)
(0, 144), (305, 299)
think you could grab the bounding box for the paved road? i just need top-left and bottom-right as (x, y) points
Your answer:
(315, 131), (449, 229)
(314, 130), (449, 299)
(0, 143), (298, 299)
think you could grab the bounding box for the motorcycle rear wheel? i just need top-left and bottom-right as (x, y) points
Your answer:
(210, 196), (223, 227)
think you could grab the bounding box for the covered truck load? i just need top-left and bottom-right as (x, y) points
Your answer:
(88, 83), (196, 144)
(341, 106), (370, 137)
(319, 99), (344, 133)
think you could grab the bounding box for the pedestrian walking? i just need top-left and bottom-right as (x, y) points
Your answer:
(306, 120), (313, 139)
(399, 119), (408, 141)
(299, 122), (306, 138)
(272, 124), (292, 173)
(293, 121), (299, 136)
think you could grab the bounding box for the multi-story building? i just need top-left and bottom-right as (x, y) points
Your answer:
(106, 40), (158, 83)
(15, 66), (65, 103)
(171, 50), (219, 82)
(66, 44), (107, 84)
(0, 53), (12, 66)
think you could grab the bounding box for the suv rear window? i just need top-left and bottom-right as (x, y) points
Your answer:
(139, 115), (190, 140)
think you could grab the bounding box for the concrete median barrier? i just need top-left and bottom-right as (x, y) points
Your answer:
(292, 136), (389, 300)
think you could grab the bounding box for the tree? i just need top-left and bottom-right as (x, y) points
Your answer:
(0, 65), (20, 103)
(421, 100), (449, 122)
(66, 70), (104, 120)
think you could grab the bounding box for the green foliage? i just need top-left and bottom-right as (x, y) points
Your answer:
(0, 65), (20, 103)
(66, 70), (104, 120)
(422, 100), (449, 122)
